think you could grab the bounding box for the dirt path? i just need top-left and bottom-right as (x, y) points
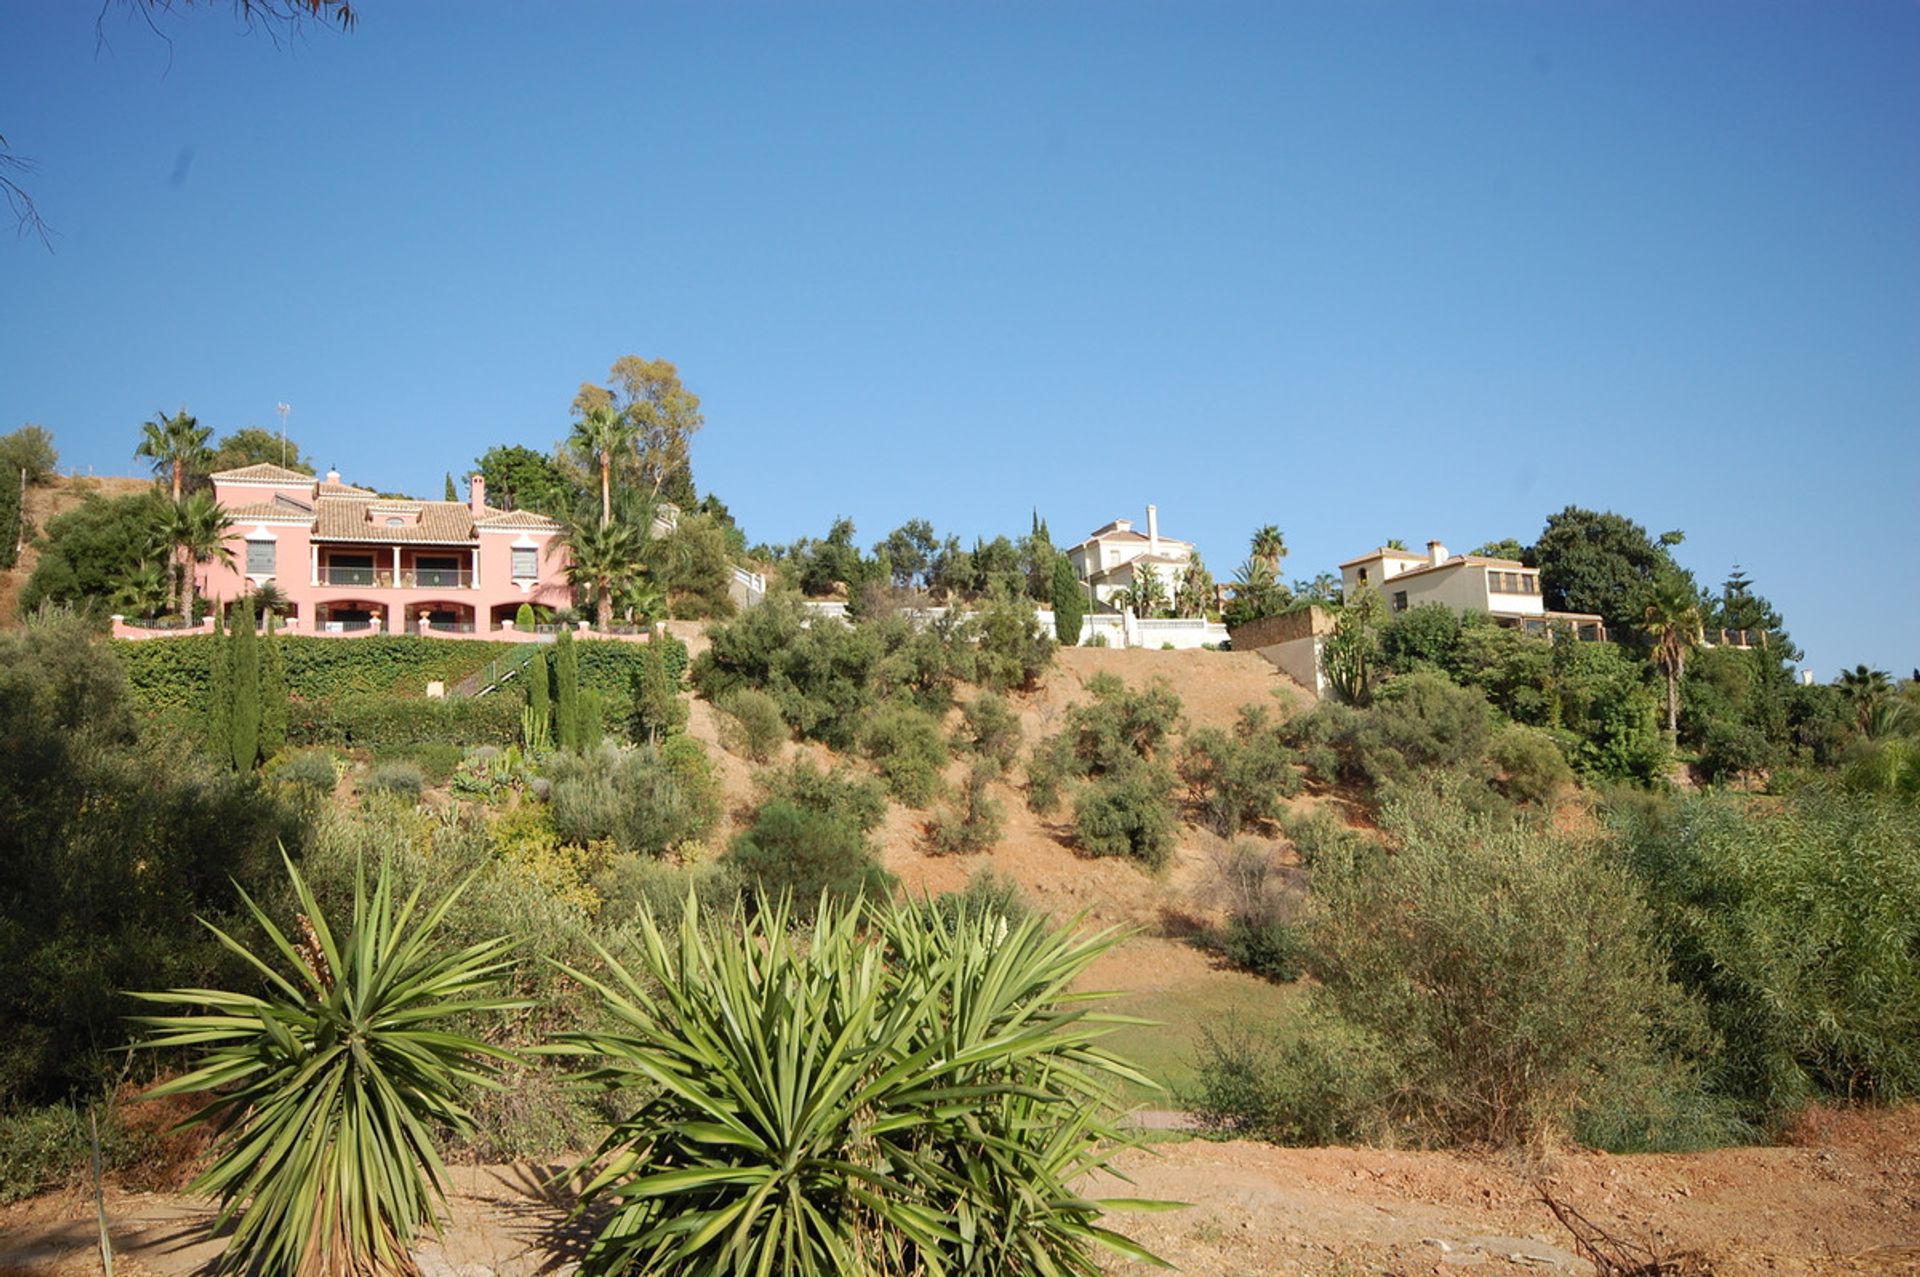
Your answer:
(6, 1108), (1914, 1276)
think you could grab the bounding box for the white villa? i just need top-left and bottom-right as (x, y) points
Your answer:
(1065, 505), (1195, 610)
(1340, 541), (1607, 641)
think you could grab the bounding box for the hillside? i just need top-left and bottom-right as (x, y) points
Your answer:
(0, 474), (150, 625)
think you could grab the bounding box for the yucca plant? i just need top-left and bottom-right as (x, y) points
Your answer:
(555, 893), (1174, 1276)
(132, 853), (525, 1277)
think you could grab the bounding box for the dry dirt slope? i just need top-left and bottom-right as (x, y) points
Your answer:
(3, 1107), (1915, 1275)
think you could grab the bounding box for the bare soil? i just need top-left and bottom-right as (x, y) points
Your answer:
(4, 1107), (1914, 1275)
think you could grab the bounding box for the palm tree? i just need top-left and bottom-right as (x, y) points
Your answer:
(1250, 524), (1286, 575)
(160, 492), (234, 622)
(135, 407), (214, 502)
(1642, 573), (1704, 738)
(569, 403), (636, 528)
(1838, 664), (1894, 733)
(111, 561), (172, 622)
(556, 518), (646, 631)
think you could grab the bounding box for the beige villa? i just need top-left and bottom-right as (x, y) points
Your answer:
(1065, 505), (1195, 610)
(1340, 541), (1607, 641)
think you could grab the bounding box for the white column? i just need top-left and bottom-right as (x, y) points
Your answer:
(392, 546), (402, 587)
(310, 543), (319, 586)
(471, 546), (480, 590)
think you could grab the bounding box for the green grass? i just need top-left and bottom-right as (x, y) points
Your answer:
(1095, 963), (1306, 1104)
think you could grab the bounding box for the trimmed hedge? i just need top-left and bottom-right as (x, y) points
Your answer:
(116, 634), (688, 717)
(289, 693), (522, 749)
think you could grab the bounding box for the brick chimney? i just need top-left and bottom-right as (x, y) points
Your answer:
(1427, 539), (1448, 567)
(469, 473), (487, 515)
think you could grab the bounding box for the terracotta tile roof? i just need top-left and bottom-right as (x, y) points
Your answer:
(211, 462), (316, 484)
(224, 501), (314, 522)
(317, 480), (378, 496)
(1338, 546), (1430, 569)
(1376, 555), (1534, 584)
(476, 509), (564, 531)
(312, 496), (478, 543)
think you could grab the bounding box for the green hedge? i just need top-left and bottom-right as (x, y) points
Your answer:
(289, 694), (523, 749)
(115, 634), (688, 716)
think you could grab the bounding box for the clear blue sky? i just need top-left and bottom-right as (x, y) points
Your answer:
(4, 2), (1915, 675)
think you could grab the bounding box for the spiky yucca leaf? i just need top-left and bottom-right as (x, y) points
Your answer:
(131, 853), (525, 1277)
(555, 893), (1174, 1276)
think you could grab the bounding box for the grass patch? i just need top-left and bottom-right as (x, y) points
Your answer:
(1089, 960), (1307, 1103)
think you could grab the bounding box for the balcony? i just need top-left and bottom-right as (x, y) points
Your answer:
(317, 566), (475, 589)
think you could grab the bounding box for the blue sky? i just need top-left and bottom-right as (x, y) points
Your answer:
(3, 1), (1915, 675)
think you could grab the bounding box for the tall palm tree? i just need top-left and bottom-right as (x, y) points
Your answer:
(569, 404), (636, 528)
(160, 492), (234, 622)
(1642, 573), (1704, 738)
(1838, 664), (1894, 733)
(136, 407), (214, 502)
(1250, 524), (1286, 575)
(555, 518), (646, 631)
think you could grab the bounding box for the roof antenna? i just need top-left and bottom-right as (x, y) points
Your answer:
(275, 402), (291, 467)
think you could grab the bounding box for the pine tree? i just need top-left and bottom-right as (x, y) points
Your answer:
(229, 596), (261, 770)
(206, 604), (231, 761)
(258, 611), (289, 759)
(526, 647), (552, 748)
(444, 472), (458, 501)
(553, 630), (581, 751)
(1050, 555), (1086, 646)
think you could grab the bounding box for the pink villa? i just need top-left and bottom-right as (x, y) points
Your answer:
(119, 462), (573, 637)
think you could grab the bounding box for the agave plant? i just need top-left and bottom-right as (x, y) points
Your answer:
(132, 854), (524, 1277)
(556, 893), (1174, 1276)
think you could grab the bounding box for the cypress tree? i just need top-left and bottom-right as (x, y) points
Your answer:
(629, 636), (686, 745)
(1050, 555), (1086, 646)
(229, 596), (261, 770)
(258, 611), (289, 759)
(526, 647), (551, 747)
(444, 472), (458, 501)
(553, 629), (580, 751)
(206, 604), (231, 762)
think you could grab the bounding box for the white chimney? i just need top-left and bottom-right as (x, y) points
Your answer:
(1147, 504), (1160, 555)
(469, 472), (487, 515)
(1427, 540), (1447, 567)
(325, 467), (341, 485)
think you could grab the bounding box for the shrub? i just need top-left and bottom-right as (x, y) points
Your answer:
(930, 866), (1032, 928)
(379, 741), (464, 785)
(955, 690), (1024, 775)
(362, 761), (425, 801)
(515, 602), (536, 631)
(555, 895), (1160, 1276)
(1488, 723), (1574, 804)
(1285, 672), (1491, 795)
(1072, 764), (1178, 870)
(1187, 1011), (1400, 1147)
(548, 745), (719, 858)
(0, 1103), (88, 1203)
(1697, 721), (1778, 785)
(1177, 704), (1302, 835)
(1611, 791), (1920, 1120)
(717, 686), (787, 762)
(132, 854), (522, 1277)
(726, 801), (894, 916)
(857, 700), (950, 806)
(594, 856), (741, 931)
(627, 635), (688, 745)
(964, 586), (1055, 691)
(927, 759), (1006, 855)
(1377, 602), (1463, 674)
(1317, 783), (1712, 1145)
(754, 757), (888, 833)
(270, 747), (339, 794)
(1214, 915), (1310, 983)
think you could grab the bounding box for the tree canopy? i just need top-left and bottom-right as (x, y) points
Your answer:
(1532, 506), (1686, 636)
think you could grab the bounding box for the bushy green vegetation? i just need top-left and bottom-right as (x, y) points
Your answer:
(556, 895), (1161, 1276)
(1610, 791), (1920, 1119)
(726, 800), (895, 915)
(0, 611), (296, 1104)
(547, 742), (720, 857)
(1195, 782), (1732, 1150)
(857, 699), (951, 806)
(716, 685), (787, 761)
(1177, 703), (1301, 835)
(1028, 674), (1183, 869)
